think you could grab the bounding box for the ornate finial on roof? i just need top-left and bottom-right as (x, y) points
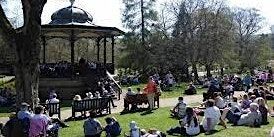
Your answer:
(70, 0), (75, 6)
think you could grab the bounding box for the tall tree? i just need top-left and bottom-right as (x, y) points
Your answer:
(0, 0), (47, 107)
(233, 8), (264, 57)
(120, 0), (158, 71)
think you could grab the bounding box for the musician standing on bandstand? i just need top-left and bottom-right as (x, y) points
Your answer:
(144, 76), (157, 111)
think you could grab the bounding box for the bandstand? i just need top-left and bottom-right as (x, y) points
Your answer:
(39, 0), (124, 101)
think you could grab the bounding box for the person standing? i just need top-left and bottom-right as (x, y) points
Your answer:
(243, 73), (252, 93)
(144, 76), (157, 111)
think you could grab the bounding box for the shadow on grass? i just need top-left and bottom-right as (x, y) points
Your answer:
(64, 113), (109, 122)
(120, 107), (160, 116)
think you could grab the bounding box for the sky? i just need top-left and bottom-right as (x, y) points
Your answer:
(11, 0), (274, 34)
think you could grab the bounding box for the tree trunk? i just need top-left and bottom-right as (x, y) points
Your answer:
(14, 32), (41, 108)
(192, 63), (199, 82)
(14, 0), (47, 108)
(205, 64), (212, 78)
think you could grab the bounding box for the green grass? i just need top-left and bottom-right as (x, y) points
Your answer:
(122, 83), (205, 99)
(0, 107), (13, 117)
(60, 104), (274, 137)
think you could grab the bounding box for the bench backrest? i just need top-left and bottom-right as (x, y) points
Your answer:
(45, 102), (61, 119)
(72, 97), (110, 112)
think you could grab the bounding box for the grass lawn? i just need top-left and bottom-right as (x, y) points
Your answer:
(122, 83), (205, 99)
(0, 107), (13, 117)
(60, 103), (274, 137)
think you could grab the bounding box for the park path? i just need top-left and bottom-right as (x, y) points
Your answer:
(0, 91), (244, 124)
(0, 94), (203, 124)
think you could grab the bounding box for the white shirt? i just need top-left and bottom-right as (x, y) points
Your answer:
(202, 106), (221, 131)
(215, 97), (226, 109)
(183, 116), (200, 135)
(46, 98), (60, 104)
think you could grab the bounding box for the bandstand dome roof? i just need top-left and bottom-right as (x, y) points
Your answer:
(50, 6), (93, 25)
(42, 1), (124, 38)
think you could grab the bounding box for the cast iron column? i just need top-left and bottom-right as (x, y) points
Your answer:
(111, 36), (115, 64)
(70, 30), (75, 64)
(97, 38), (100, 62)
(42, 36), (46, 63)
(103, 37), (107, 65)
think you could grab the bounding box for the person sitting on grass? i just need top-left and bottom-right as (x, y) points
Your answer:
(167, 107), (200, 136)
(128, 121), (140, 137)
(213, 92), (226, 109)
(240, 94), (252, 110)
(201, 99), (226, 135)
(184, 83), (197, 95)
(221, 102), (262, 127)
(83, 111), (103, 137)
(142, 128), (166, 137)
(29, 105), (59, 137)
(255, 97), (269, 125)
(170, 97), (187, 119)
(2, 112), (25, 137)
(104, 117), (122, 137)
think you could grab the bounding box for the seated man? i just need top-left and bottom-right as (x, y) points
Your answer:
(83, 111), (103, 137)
(201, 99), (225, 135)
(17, 102), (32, 120)
(170, 97), (187, 118)
(184, 83), (197, 95)
(104, 117), (122, 137)
(222, 103), (262, 127)
(45, 93), (60, 117)
(124, 87), (138, 111)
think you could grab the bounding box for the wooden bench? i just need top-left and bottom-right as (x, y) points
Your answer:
(72, 97), (111, 118)
(43, 102), (61, 119)
(124, 92), (160, 111)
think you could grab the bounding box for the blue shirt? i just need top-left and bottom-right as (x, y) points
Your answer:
(17, 110), (32, 120)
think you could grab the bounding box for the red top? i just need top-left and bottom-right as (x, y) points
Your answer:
(144, 80), (157, 94)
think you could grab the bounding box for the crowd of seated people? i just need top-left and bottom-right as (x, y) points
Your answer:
(0, 87), (15, 107)
(39, 61), (72, 78)
(166, 84), (274, 136)
(39, 59), (103, 78)
(1, 102), (69, 137)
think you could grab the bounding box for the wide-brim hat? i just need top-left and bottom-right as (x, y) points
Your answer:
(21, 102), (30, 107)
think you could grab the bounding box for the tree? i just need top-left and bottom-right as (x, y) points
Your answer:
(233, 8), (264, 57)
(0, 0), (47, 107)
(120, 0), (158, 72)
(197, 1), (234, 77)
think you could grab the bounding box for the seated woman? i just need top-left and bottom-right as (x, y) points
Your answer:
(167, 107), (200, 136)
(213, 92), (226, 109)
(221, 103), (262, 127)
(240, 94), (252, 110)
(255, 97), (269, 125)
(29, 106), (59, 137)
(170, 97), (187, 119)
(184, 83), (197, 95)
